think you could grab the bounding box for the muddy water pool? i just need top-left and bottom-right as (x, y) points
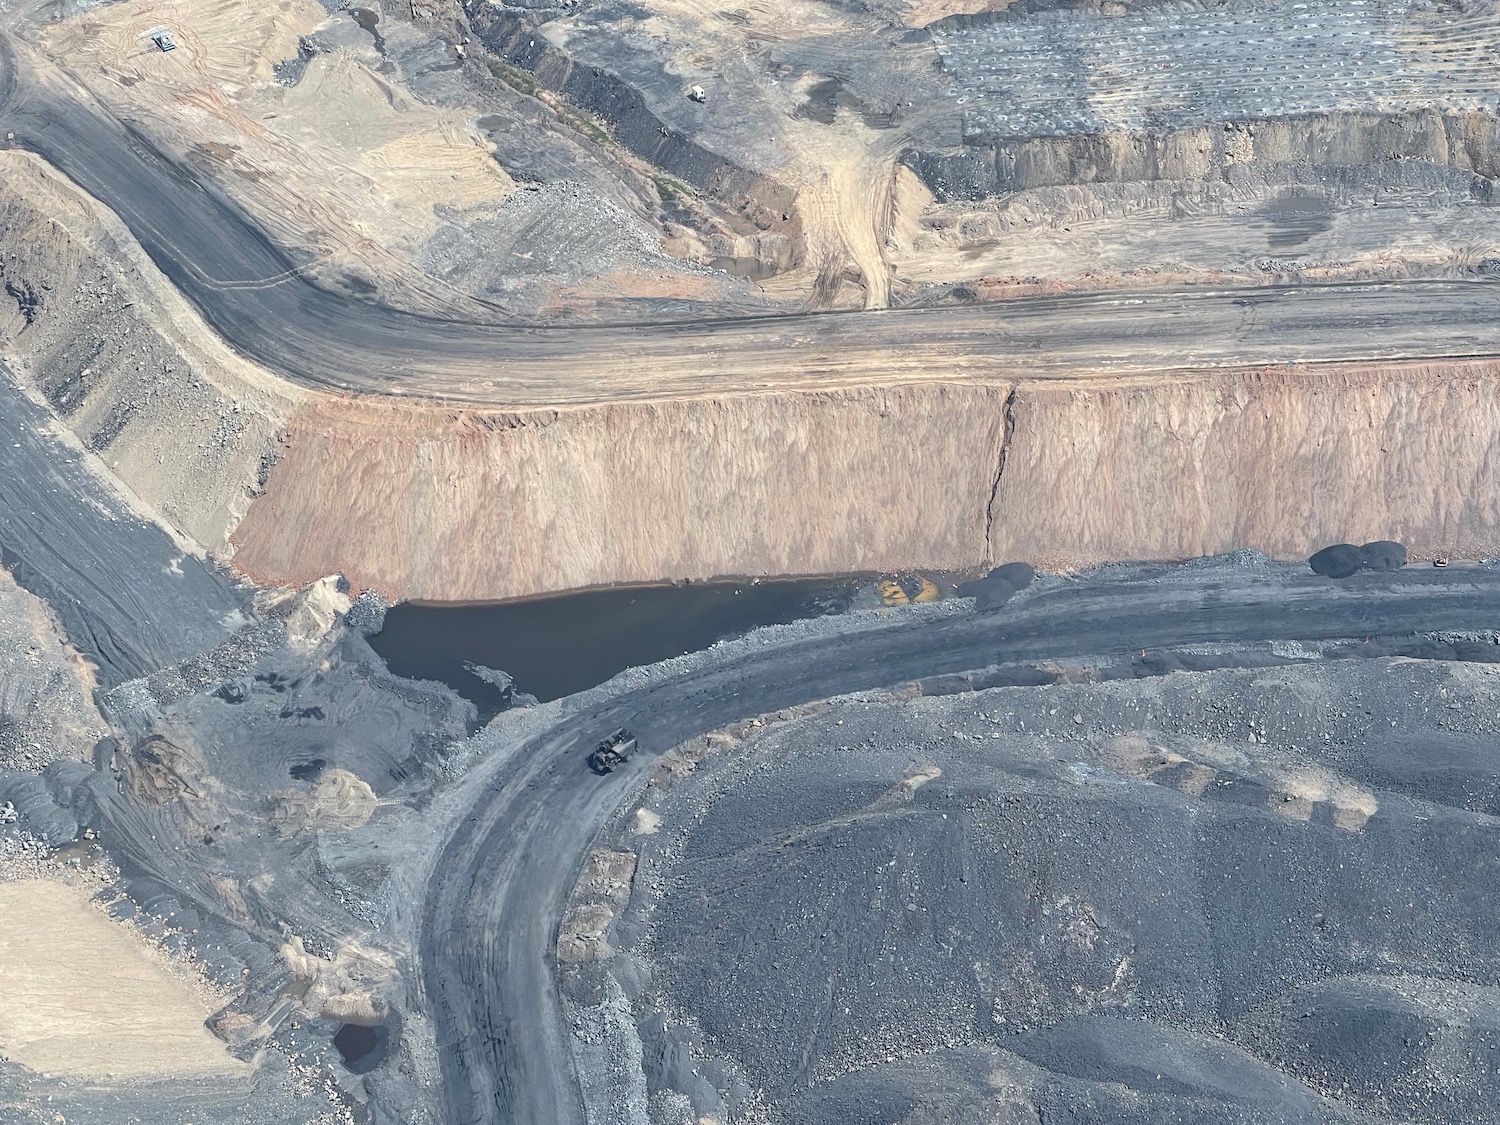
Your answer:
(370, 577), (872, 712)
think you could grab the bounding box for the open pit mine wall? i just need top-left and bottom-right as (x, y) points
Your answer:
(3, 145), (1497, 601)
(469, 6), (800, 242)
(226, 385), (1010, 601)
(905, 109), (1500, 202)
(226, 361), (1500, 601)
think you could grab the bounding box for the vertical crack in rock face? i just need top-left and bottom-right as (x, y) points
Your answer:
(7, 0), (1500, 1123)
(985, 385), (1020, 564)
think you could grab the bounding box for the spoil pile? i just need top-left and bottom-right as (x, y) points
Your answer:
(622, 657), (1500, 1124)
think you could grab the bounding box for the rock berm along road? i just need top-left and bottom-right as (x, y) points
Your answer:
(423, 562), (1500, 1125)
(4, 35), (1500, 406)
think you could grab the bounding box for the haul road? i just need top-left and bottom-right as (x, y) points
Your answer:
(420, 562), (1500, 1125)
(4, 35), (1500, 407)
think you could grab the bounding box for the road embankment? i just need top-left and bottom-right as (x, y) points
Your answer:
(4, 88), (1500, 601)
(989, 361), (1500, 570)
(226, 384), (1009, 600)
(227, 360), (1500, 599)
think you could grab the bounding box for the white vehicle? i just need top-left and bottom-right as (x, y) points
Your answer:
(142, 25), (178, 52)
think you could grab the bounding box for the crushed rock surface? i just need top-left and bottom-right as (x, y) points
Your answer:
(618, 657), (1500, 1124)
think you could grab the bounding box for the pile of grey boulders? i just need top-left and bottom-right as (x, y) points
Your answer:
(1308, 540), (1407, 578)
(957, 561), (1037, 609)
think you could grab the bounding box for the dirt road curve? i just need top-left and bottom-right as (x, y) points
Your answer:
(422, 563), (1500, 1125)
(3, 39), (1500, 405)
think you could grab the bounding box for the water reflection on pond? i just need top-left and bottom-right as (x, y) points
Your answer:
(370, 577), (875, 712)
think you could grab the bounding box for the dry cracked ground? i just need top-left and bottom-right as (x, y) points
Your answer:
(1, 0), (1500, 1123)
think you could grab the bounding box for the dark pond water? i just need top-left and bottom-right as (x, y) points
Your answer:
(348, 7), (386, 54)
(369, 577), (864, 711)
(333, 1022), (390, 1074)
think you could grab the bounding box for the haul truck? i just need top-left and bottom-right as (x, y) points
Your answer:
(588, 729), (637, 774)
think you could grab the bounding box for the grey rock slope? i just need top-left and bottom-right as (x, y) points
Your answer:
(625, 657), (1500, 1124)
(0, 371), (246, 685)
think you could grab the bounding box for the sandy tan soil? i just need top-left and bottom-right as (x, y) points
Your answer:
(30, 0), (1500, 317)
(898, 0), (1016, 28)
(37, 0), (1457, 320)
(27, 0), (915, 313)
(641, 0), (857, 41)
(557, 849), (637, 963)
(268, 768), (378, 836)
(760, 115), (905, 309)
(0, 878), (243, 1079)
(1102, 733), (1378, 830)
(280, 934), (396, 1026)
(38, 0), (513, 310)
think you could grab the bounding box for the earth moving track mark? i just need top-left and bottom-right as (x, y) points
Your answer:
(420, 563), (1500, 1125)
